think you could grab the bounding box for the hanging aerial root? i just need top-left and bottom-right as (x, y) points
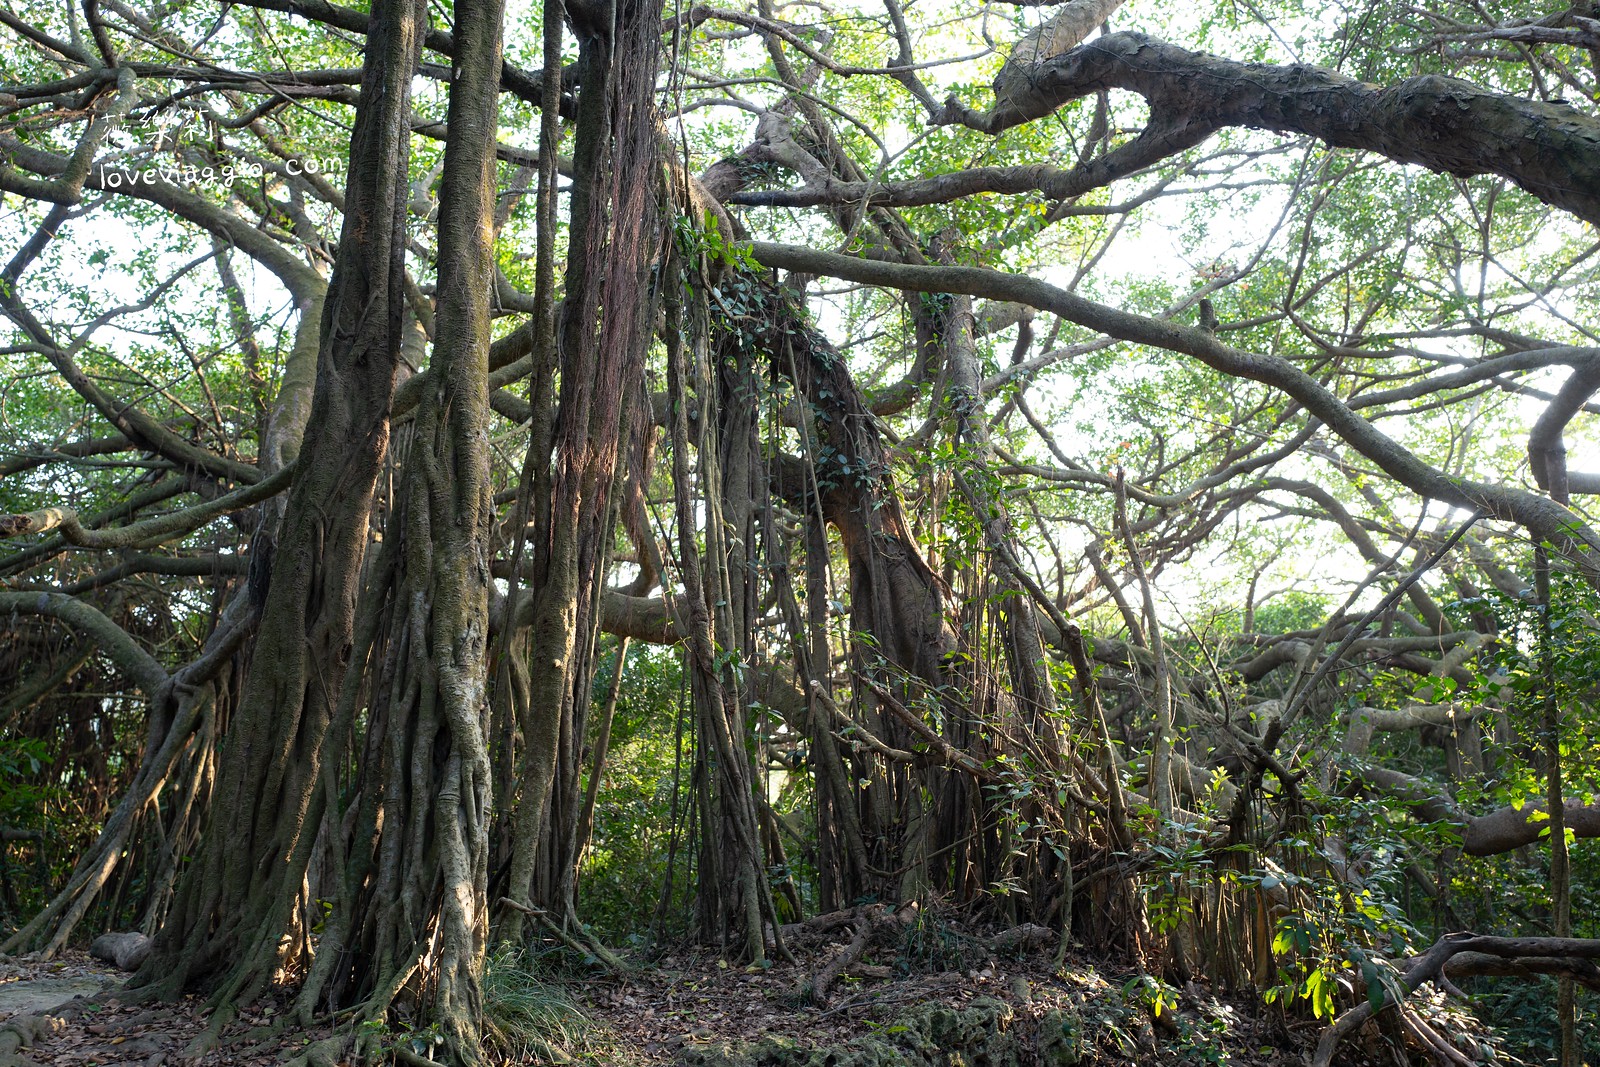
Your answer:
(498, 898), (625, 972)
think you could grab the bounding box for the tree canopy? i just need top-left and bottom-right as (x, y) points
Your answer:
(0, 0), (1597, 1063)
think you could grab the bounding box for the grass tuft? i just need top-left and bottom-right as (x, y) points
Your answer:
(481, 947), (590, 1063)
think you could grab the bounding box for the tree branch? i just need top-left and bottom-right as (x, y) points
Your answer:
(746, 241), (1600, 586)
(936, 31), (1600, 226)
(0, 591), (168, 696)
(1314, 933), (1600, 1067)
(0, 463), (293, 547)
(1355, 764), (1600, 856)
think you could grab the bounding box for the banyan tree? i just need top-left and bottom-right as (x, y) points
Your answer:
(1, 0), (1598, 1062)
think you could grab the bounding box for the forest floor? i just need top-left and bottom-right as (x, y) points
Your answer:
(565, 917), (1308, 1067)
(0, 917), (1490, 1067)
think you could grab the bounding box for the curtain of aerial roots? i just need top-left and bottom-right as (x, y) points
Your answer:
(2, 611), (244, 957)
(744, 273), (1151, 945)
(132, 666), (230, 938)
(664, 248), (782, 963)
(931, 288), (1075, 917)
(755, 282), (982, 908)
(499, 0), (665, 946)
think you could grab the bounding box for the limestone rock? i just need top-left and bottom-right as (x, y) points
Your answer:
(1036, 1008), (1085, 1066)
(676, 997), (1088, 1067)
(88, 932), (151, 971)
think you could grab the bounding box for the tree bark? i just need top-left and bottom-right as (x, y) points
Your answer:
(131, 0), (425, 1019)
(940, 31), (1600, 227)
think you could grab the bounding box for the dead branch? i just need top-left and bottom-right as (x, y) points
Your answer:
(800, 903), (919, 1003)
(1314, 933), (1600, 1067)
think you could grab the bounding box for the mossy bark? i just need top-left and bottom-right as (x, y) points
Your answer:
(132, 0), (426, 1015)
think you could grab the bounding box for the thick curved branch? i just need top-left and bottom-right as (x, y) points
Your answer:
(0, 432), (138, 478)
(0, 591), (168, 696)
(0, 67), (134, 202)
(937, 31), (1600, 226)
(597, 591), (682, 645)
(1314, 932), (1600, 1067)
(724, 140), (1204, 210)
(0, 136), (325, 300)
(994, 0), (1126, 96)
(1356, 765), (1600, 856)
(748, 241), (1600, 585)
(1444, 952), (1600, 991)
(1348, 347), (1600, 413)
(55, 552), (252, 595)
(1528, 361), (1600, 499)
(0, 463), (293, 546)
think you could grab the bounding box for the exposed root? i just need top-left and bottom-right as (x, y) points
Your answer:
(393, 1045), (450, 1067)
(0, 1013), (66, 1059)
(283, 1033), (351, 1067)
(804, 914), (871, 1004)
(988, 924), (1057, 955)
(180, 999), (235, 1060)
(1398, 1006), (1472, 1067)
(800, 904), (920, 1003)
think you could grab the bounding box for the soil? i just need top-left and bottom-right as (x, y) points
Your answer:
(567, 920), (1305, 1067)
(0, 920), (1488, 1066)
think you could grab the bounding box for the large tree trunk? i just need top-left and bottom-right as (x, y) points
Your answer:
(309, 0), (508, 1054)
(133, 0), (425, 1017)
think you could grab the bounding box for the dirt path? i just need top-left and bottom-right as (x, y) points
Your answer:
(0, 954), (118, 1021)
(0, 977), (109, 1020)
(0, 953), (325, 1067)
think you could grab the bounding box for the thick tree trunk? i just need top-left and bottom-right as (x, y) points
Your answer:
(134, 0), (425, 1014)
(336, 0), (507, 1052)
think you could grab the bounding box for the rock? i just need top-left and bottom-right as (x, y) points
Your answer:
(88, 932), (151, 971)
(1036, 1008), (1084, 1066)
(676, 997), (1091, 1067)
(988, 924), (1056, 955)
(0, 978), (106, 1020)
